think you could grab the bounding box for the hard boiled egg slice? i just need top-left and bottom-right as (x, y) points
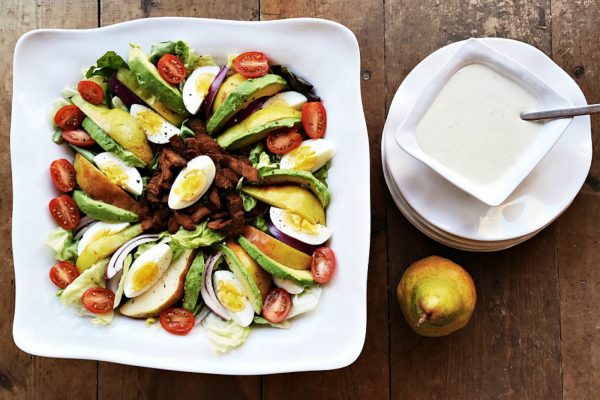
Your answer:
(130, 104), (180, 144)
(279, 139), (333, 173)
(77, 221), (130, 255)
(93, 152), (143, 196)
(273, 276), (305, 295)
(270, 207), (332, 245)
(168, 155), (216, 210)
(213, 270), (255, 327)
(124, 243), (172, 298)
(262, 91), (307, 110)
(183, 66), (221, 115)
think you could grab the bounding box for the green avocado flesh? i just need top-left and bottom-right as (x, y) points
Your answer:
(259, 169), (330, 208)
(73, 190), (139, 223)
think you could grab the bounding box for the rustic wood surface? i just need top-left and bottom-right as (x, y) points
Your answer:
(1, 0), (598, 399)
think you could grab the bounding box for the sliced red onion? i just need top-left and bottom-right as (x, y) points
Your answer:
(267, 219), (318, 255)
(200, 252), (230, 321)
(108, 74), (146, 108)
(74, 216), (96, 235)
(201, 65), (228, 119)
(106, 234), (160, 279)
(221, 97), (266, 130)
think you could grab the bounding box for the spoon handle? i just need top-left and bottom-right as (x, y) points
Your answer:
(521, 103), (600, 121)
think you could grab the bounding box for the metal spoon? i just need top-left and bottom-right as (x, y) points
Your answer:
(521, 104), (600, 121)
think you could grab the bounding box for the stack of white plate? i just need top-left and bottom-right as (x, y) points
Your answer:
(382, 38), (592, 252)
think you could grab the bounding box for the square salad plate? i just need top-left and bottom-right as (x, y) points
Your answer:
(10, 17), (370, 375)
(394, 38), (573, 206)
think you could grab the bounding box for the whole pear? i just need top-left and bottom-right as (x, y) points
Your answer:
(396, 256), (476, 337)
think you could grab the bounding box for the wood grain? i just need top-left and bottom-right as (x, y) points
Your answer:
(384, 1), (562, 399)
(551, 0), (600, 398)
(259, 1), (389, 399)
(1, 2), (99, 400)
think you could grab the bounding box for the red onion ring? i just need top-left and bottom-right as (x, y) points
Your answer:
(108, 74), (147, 108)
(201, 66), (228, 119)
(200, 252), (231, 321)
(266, 219), (318, 255)
(106, 234), (160, 279)
(221, 97), (267, 130)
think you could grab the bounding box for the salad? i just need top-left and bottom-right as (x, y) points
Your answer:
(45, 40), (336, 353)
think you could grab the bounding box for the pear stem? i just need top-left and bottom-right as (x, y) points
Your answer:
(415, 312), (428, 328)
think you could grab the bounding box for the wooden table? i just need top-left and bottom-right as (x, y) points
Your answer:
(1, 1), (598, 399)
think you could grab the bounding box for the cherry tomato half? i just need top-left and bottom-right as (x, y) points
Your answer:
(160, 308), (196, 335)
(49, 261), (79, 289)
(48, 194), (80, 230)
(82, 287), (115, 314)
(50, 159), (76, 193)
(54, 105), (85, 130)
(157, 54), (187, 84)
(61, 129), (96, 147)
(311, 247), (336, 284)
(233, 51), (269, 78)
(78, 80), (105, 105)
(262, 288), (292, 323)
(266, 128), (303, 155)
(301, 102), (327, 139)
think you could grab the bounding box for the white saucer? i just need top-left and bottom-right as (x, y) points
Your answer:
(382, 38), (592, 247)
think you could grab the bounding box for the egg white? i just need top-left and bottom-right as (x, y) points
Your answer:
(168, 155), (216, 210)
(130, 104), (181, 144)
(262, 91), (307, 110)
(270, 207), (332, 245)
(213, 270), (255, 327)
(93, 152), (143, 196)
(182, 66), (221, 115)
(77, 221), (130, 255)
(124, 243), (173, 298)
(279, 139), (334, 173)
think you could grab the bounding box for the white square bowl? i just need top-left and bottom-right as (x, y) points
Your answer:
(394, 38), (573, 206)
(10, 17), (370, 375)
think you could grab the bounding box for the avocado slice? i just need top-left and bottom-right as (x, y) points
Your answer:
(241, 226), (311, 270)
(72, 95), (153, 164)
(259, 169), (330, 208)
(216, 104), (301, 150)
(73, 190), (139, 223)
(116, 68), (185, 126)
(82, 118), (145, 168)
(182, 251), (204, 311)
(211, 73), (247, 114)
(238, 236), (314, 286)
(128, 47), (189, 116)
(241, 184), (326, 225)
(221, 243), (266, 313)
(207, 74), (287, 134)
(76, 223), (143, 272)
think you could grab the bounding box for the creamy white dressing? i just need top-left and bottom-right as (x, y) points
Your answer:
(416, 63), (543, 185)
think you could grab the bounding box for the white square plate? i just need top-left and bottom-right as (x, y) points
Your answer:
(395, 38), (573, 206)
(11, 17), (370, 375)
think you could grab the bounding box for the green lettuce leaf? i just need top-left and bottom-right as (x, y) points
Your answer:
(240, 192), (257, 212)
(183, 252), (205, 310)
(148, 40), (216, 73)
(164, 221), (225, 259)
(134, 242), (156, 259)
(86, 51), (128, 79)
(248, 143), (279, 174)
(313, 161), (331, 187)
(46, 227), (79, 264)
(202, 312), (250, 354)
(60, 259), (108, 308)
(253, 316), (291, 329)
(179, 120), (196, 139)
(253, 215), (269, 233)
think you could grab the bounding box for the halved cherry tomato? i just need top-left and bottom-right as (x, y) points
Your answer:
(48, 194), (80, 230)
(232, 51), (269, 78)
(266, 128), (303, 155)
(82, 287), (115, 314)
(49, 261), (79, 289)
(54, 105), (85, 130)
(78, 80), (105, 105)
(61, 129), (96, 147)
(160, 308), (196, 335)
(301, 102), (327, 139)
(311, 247), (336, 284)
(157, 54), (187, 84)
(262, 288), (292, 323)
(50, 159), (76, 192)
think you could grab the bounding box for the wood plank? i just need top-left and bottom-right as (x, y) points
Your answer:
(260, 2), (389, 400)
(0, 2), (99, 399)
(384, 1), (562, 398)
(551, 0), (600, 398)
(97, 2), (261, 399)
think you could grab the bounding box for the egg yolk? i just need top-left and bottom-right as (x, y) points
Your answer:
(174, 169), (206, 202)
(131, 261), (159, 291)
(101, 162), (129, 188)
(284, 212), (319, 235)
(216, 280), (245, 312)
(137, 109), (163, 134)
(285, 146), (318, 171)
(195, 73), (215, 95)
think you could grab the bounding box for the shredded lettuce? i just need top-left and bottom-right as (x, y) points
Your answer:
(249, 143), (279, 173)
(202, 312), (250, 354)
(86, 50), (128, 79)
(148, 40), (216, 73)
(253, 316), (291, 329)
(133, 242), (156, 259)
(46, 227), (79, 264)
(253, 215), (269, 233)
(90, 311), (115, 326)
(60, 259), (108, 308)
(240, 192), (257, 212)
(163, 220), (225, 259)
